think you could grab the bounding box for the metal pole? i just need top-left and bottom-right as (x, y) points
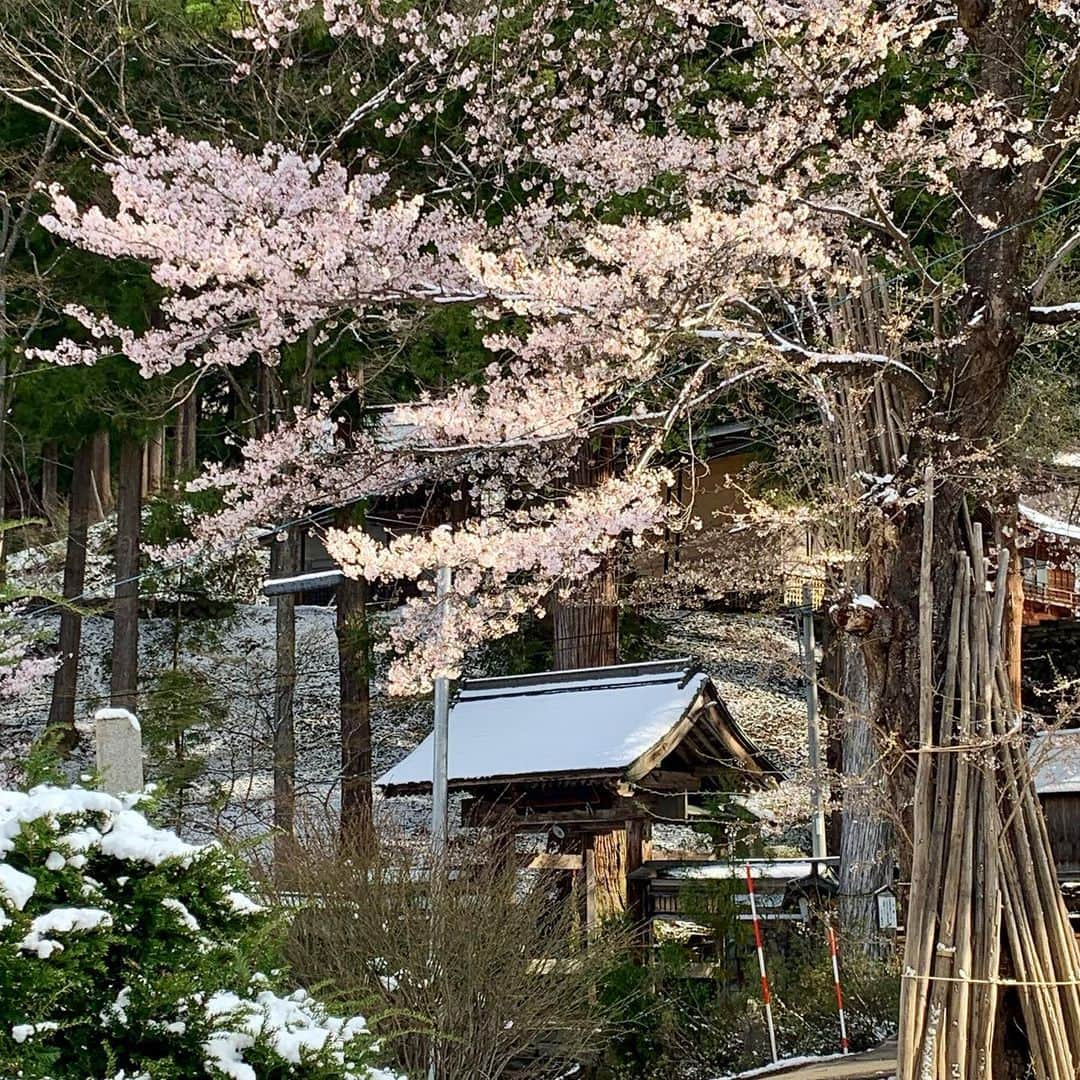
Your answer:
(429, 565), (452, 1080)
(802, 584), (828, 860)
(827, 922), (850, 1054)
(431, 565), (452, 853)
(746, 862), (779, 1064)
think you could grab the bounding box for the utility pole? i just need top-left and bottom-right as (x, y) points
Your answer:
(431, 565), (452, 853)
(801, 584), (828, 860)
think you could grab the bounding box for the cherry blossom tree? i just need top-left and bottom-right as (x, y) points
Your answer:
(13, 0), (1080, 1072)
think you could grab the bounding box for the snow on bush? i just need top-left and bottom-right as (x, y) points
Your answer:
(0, 785), (400, 1080)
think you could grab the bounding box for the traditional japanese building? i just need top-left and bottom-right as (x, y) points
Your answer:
(377, 658), (782, 925)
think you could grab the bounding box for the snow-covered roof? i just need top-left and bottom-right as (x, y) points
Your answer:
(378, 658), (773, 792)
(1030, 730), (1080, 795)
(1020, 504), (1080, 543)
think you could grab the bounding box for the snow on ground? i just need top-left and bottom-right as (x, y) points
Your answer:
(652, 610), (808, 773)
(714, 1054), (847, 1079)
(1, 604), (431, 844)
(0, 599), (808, 853)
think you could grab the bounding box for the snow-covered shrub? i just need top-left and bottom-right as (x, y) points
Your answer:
(0, 785), (400, 1080)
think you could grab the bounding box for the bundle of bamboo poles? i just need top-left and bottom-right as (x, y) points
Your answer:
(897, 469), (1080, 1079)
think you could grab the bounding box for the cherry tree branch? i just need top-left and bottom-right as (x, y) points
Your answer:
(1028, 303), (1080, 325)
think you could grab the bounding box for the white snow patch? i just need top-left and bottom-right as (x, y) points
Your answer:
(226, 890), (264, 916)
(11, 1021), (58, 1043)
(94, 706), (141, 734)
(0, 862), (36, 910)
(161, 897), (200, 931)
(714, 1052), (849, 1079)
(19, 906), (113, 958)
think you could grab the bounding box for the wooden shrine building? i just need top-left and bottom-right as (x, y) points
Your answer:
(377, 658), (781, 925)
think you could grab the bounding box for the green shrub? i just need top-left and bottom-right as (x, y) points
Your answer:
(0, 785), (400, 1080)
(601, 923), (899, 1078)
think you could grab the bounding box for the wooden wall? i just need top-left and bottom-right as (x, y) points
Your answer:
(1041, 794), (1080, 878)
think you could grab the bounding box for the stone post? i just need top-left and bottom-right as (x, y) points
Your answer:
(94, 707), (144, 795)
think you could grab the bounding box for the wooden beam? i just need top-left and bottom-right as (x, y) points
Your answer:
(525, 852), (584, 871)
(639, 769), (702, 791)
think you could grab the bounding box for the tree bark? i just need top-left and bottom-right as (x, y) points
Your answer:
(146, 426), (164, 494)
(338, 565), (374, 851)
(553, 559), (619, 669)
(552, 438), (619, 669)
(110, 438), (142, 711)
(41, 442), (58, 525)
(89, 430), (111, 520)
(272, 527), (299, 867)
(48, 441), (93, 750)
(837, 638), (892, 951)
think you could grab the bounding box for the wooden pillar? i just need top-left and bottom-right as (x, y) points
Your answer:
(584, 826), (630, 927)
(626, 817), (652, 926)
(182, 393), (197, 472)
(1003, 508), (1025, 710)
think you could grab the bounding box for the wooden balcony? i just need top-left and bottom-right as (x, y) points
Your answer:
(1024, 575), (1080, 625)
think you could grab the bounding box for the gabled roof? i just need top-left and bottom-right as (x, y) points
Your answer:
(377, 658), (780, 795)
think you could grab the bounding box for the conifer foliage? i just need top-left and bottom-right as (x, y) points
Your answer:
(0, 785), (398, 1080)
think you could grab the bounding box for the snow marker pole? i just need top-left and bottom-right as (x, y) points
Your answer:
(745, 862), (778, 1063)
(827, 922), (850, 1054)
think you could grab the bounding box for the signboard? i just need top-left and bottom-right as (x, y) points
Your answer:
(875, 887), (899, 931)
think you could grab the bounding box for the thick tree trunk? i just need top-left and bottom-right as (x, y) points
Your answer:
(552, 559), (619, 669)
(48, 441), (92, 750)
(552, 437), (619, 669)
(272, 527), (299, 867)
(338, 566), (374, 850)
(110, 438), (142, 710)
(41, 442), (58, 525)
(89, 430), (111, 521)
(837, 638), (893, 951)
(181, 393), (197, 473)
(145, 426), (164, 495)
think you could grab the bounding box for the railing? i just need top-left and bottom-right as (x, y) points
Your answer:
(1023, 580), (1080, 611)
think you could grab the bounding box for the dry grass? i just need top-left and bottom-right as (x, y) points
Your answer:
(260, 815), (636, 1078)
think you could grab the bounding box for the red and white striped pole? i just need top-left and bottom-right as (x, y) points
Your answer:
(827, 922), (850, 1054)
(745, 862), (778, 1064)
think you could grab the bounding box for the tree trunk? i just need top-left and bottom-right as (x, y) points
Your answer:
(146, 426), (164, 494)
(110, 438), (142, 710)
(338, 566), (374, 851)
(41, 442), (58, 525)
(181, 393), (197, 473)
(89, 430), (111, 520)
(590, 828), (628, 920)
(552, 559), (619, 669)
(552, 438), (619, 669)
(48, 441), (93, 750)
(837, 637), (892, 951)
(272, 527), (299, 868)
